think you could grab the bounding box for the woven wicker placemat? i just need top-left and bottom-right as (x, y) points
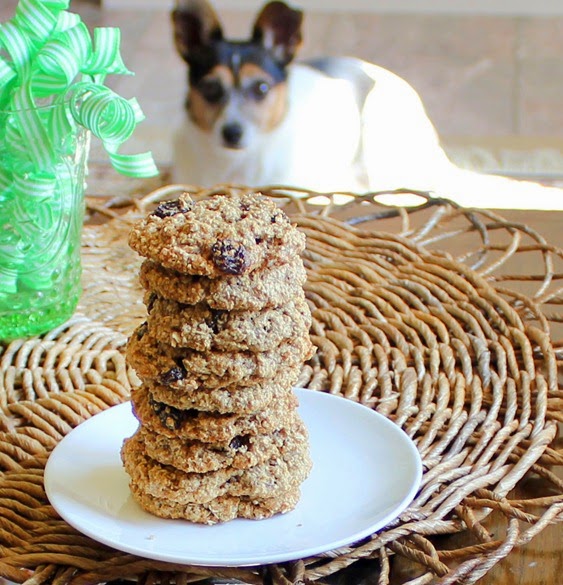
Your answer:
(0, 183), (561, 585)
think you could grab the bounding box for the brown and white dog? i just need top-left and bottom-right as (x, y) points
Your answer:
(171, 0), (560, 208)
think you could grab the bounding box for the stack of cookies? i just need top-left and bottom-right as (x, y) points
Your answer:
(121, 191), (314, 524)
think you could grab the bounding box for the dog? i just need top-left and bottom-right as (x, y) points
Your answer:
(171, 0), (561, 209)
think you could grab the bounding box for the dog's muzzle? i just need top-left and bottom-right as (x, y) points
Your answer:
(221, 122), (244, 149)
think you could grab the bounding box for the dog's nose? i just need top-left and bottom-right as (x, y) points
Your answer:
(221, 123), (243, 148)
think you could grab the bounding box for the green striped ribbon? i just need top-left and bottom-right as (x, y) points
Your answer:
(0, 0), (158, 295)
(12, 84), (55, 169)
(37, 38), (81, 84)
(48, 94), (74, 148)
(43, 0), (71, 10)
(71, 82), (136, 143)
(55, 10), (81, 33)
(86, 28), (131, 77)
(0, 21), (34, 77)
(4, 116), (28, 158)
(0, 0), (158, 179)
(32, 72), (69, 97)
(15, 0), (58, 39)
(0, 58), (16, 89)
(61, 21), (91, 64)
(13, 170), (56, 201)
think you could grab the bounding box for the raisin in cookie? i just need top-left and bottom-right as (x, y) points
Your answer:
(131, 384), (299, 443)
(128, 192), (306, 277)
(122, 431), (311, 504)
(140, 257), (307, 310)
(146, 296), (311, 352)
(138, 419), (309, 473)
(127, 327), (314, 389)
(128, 482), (301, 524)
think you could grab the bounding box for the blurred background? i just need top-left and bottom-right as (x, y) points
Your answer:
(1, 0), (562, 199)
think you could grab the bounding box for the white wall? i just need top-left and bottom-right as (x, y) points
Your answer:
(102, 0), (563, 16)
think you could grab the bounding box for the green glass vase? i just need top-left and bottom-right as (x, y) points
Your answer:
(0, 104), (90, 341)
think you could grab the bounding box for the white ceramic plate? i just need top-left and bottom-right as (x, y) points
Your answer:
(44, 388), (422, 567)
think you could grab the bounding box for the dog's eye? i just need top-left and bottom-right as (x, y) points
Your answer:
(198, 79), (226, 104)
(248, 80), (270, 101)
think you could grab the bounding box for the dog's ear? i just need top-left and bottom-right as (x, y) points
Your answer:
(252, 1), (303, 65)
(172, 0), (223, 63)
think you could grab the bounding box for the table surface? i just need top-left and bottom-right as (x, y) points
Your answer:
(297, 207), (562, 585)
(463, 210), (562, 585)
(388, 470), (563, 585)
(353, 208), (562, 585)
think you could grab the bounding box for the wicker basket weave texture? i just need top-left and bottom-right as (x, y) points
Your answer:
(0, 183), (561, 585)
